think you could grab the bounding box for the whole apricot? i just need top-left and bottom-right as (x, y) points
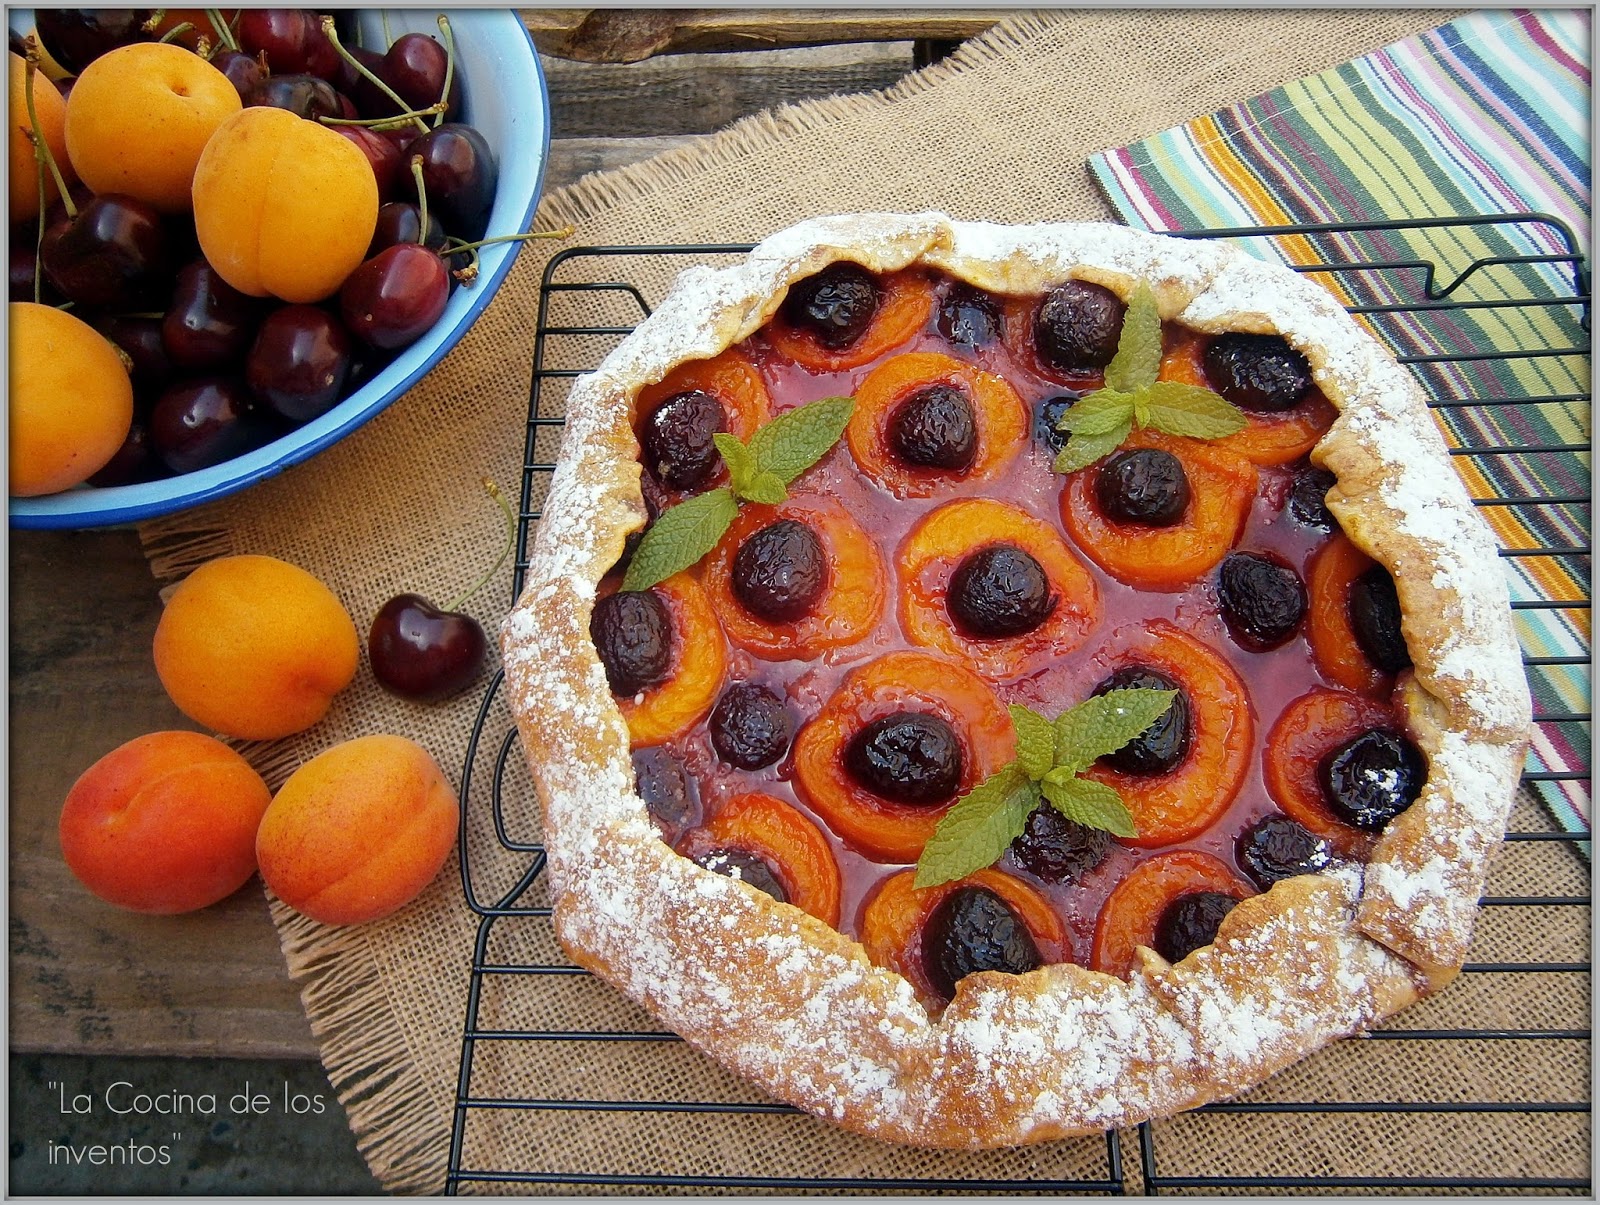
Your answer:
(256, 734), (460, 926)
(8, 51), (75, 223)
(64, 41), (241, 213)
(192, 106), (378, 302)
(59, 731), (273, 914)
(9, 301), (133, 496)
(153, 554), (360, 740)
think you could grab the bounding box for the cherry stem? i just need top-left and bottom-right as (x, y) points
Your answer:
(321, 15), (429, 135)
(22, 44), (75, 222)
(156, 22), (195, 45)
(317, 102), (445, 128)
(433, 15), (456, 129)
(445, 478), (517, 611)
(205, 8), (238, 52)
(440, 226), (578, 257)
(141, 11), (167, 33)
(410, 156), (431, 245)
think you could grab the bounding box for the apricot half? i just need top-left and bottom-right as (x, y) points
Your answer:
(64, 41), (241, 213)
(900, 498), (1101, 679)
(192, 106), (378, 302)
(1082, 620), (1254, 847)
(677, 793), (841, 927)
(792, 651), (1015, 863)
(1263, 686), (1399, 858)
(1060, 428), (1258, 591)
(766, 268), (933, 371)
(846, 351), (1027, 497)
(860, 867), (1066, 1004)
(1160, 329), (1336, 465)
(9, 302), (133, 496)
(1091, 849), (1253, 978)
(1307, 532), (1392, 696)
(704, 494), (886, 661)
(634, 348), (772, 502)
(607, 572), (726, 747)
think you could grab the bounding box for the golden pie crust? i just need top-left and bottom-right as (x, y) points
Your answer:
(500, 214), (1532, 1146)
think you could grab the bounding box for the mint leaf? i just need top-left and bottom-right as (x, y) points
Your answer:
(914, 767), (1038, 889)
(748, 396), (855, 484)
(1105, 281), (1162, 393)
(740, 470), (788, 505)
(711, 432), (755, 496)
(1141, 380), (1248, 440)
(619, 487), (739, 592)
(1057, 389), (1134, 436)
(1009, 704), (1056, 781)
(1053, 417), (1132, 474)
(1052, 687), (1179, 773)
(1041, 774), (1138, 838)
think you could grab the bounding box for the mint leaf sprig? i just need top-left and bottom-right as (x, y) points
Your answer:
(620, 396), (855, 593)
(1052, 282), (1248, 474)
(913, 689), (1178, 889)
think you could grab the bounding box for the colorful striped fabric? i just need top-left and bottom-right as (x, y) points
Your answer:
(1089, 9), (1591, 834)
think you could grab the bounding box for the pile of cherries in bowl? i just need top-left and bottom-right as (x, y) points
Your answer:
(11, 8), (503, 489)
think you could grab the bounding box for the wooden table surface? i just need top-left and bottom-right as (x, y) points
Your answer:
(9, 12), (994, 1061)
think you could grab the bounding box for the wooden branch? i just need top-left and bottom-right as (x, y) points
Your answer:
(520, 8), (1001, 63)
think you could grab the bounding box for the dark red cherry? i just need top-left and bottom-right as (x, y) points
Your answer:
(407, 123), (498, 242)
(341, 44), (390, 111)
(9, 239), (64, 305)
(334, 128), (408, 203)
(210, 48), (269, 103)
(41, 192), (170, 310)
(33, 9), (154, 73)
(368, 201), (448, 257)
(708, 683), (792, 770)
(1204, 333), (1312, 413)
(378, 32), (461, 123)
(641, 390), (723, 490)
(1154, 891), (1237, 963)
(367, 592), (488, 702)
(87, 418), (165, 487)
(923, 885), (1041, 1002)
(589, 590), (674, 697)
(1216, 551), (1306, 651)
(632, 746), (699, 837)
(1096, 448), (1190, 526)
(162, 258), (261, 372)
(246, 305), (352, 424)
(338, 243), (450, 350)
(936, 283), (1002, 348)
(1034, 280), (1124, 373)
(731, 518), (826, 622)
(1349, 565), (1411, 673)
(844, 712), (963, 805)
(1288, 464), (1338, 530)
(692, 848), (787, 904)
(947, 543), (1057, 638)
(149, 378), (271, 475)
(1035, 393), (1080, 453)
(1008, 802), (1110, 884)
(1320, 729), (1426, 831)
(780, 262), (879, 349)
(94, 315), (172, 402)
(1236, 814), (1331, 890)
(245, 73), (342, 122)
(237, 9), (341, 81)
(889, 383), (977, 471)
(1091, 666), (1190, 776)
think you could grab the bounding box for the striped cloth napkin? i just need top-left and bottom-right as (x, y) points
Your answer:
(1088, 9), (1591, 833)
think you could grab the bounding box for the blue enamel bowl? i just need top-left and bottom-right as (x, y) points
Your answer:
(10, 9), (550, 528)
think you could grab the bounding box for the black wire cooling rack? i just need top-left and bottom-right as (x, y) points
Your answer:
(445, 215), (1591, 1194)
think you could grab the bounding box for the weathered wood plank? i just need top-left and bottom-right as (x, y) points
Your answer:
(545, 135), (699, 194)
(9, 528), (317, 1058)
(541, 42), (916, 138)
(521, 8), (1000, 63)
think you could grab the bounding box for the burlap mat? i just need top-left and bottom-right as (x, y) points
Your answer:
(138, 9), (1588, 1194)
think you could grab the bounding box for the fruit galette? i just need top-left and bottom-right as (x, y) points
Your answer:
(501, 214), (1531, 1147)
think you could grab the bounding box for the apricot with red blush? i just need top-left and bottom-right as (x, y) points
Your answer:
(600, 573), (726, 746)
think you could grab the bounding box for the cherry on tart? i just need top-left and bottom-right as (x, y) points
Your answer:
(899, 498), (1101, 678)
(1004, 279), (1125, 383)
(633, 349), (771, 499)
(704, 495), (886, 660)
(594, 573), (726, 746)
(1081, 621), (1253, 847)
(846, 352), (1027, 497)
(793, 651), (1015, 863)
(1307, 533), (1410, 696)
(1265, 686), (1424, 858)
(1091, 850), (1254, 978)
(1159, 328), (1337, 465)
(676, 793), (842, 927)
(1060, 429), (1258, 591)
(767, 264), (934, 371)
(860, 867), (1066, 1006)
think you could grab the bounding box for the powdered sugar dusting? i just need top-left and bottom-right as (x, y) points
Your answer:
(500, 213), (1528, 1144)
